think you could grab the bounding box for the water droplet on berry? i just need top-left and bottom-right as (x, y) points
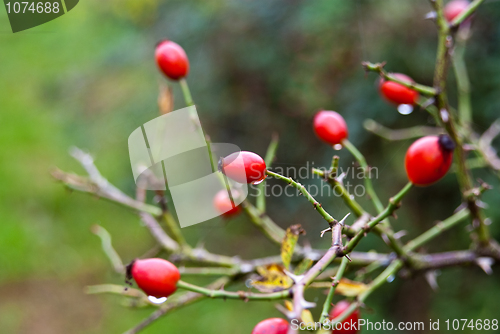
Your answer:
(148, 296), (167, 304)
(252, 176), (267, 185)
(386, 274), (395, 283)
(333, 144), (343, 150)
(397, 104), (414, 115)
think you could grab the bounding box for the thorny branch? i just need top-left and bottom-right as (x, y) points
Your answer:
(53, 2), (500, 331)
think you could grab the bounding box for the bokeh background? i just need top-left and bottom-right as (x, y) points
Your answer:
(1, 0), (500, 333)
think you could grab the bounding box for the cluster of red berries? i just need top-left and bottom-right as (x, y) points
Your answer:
(313, 108), (454, 186)
(151, 11), (463, 326)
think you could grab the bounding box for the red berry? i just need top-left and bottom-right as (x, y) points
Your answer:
(379, 73), (419, 106)
(251, 318), (288, 334)
(444, 0), (470, 22)
(213, 189), (241, 217)
(313, 110), (349, 145)
(219, 151), (266, 184)
(329, 300), (360, 334)
(155, 40), (189, 80)
(129, 258), (180, 298)
(405, 135), (455, 186)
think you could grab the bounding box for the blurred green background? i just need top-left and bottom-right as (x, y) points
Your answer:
(1, 0), (500, 333)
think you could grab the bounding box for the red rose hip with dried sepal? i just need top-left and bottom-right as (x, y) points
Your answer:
(329, 300), (361, 334)
(213, 189), (241, 217)
(379, 73), (419, 106)
(219, 151), (266, 184)
(155, 40), (190, 80)
(127, 258), (180, 298)
(313, 110), (349, 146)
(251, 318), (289, 334)
(405, 134), (455, 186)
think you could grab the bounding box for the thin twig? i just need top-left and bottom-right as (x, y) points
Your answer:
(364, 119), (443, 141)
(319, 256), (350, 323)
(91, 225), (125, 274)
(176, 280), (292, 300)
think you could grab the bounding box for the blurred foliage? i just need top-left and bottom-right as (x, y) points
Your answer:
(0, 0), (500, 333)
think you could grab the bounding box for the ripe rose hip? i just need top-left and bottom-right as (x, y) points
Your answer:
(213, 189), (241, 217)
(379, 73), (419, 106)
(444, 0), (470, 22)
(329, 300), (360, 334)
(405, 135), (455, 186)
(251, 318), (288, 334)
(155, 40), (189, 80)
(128, 258), (180, 298)
(219, 151), (266, 184)
(313, 110), (348, 145)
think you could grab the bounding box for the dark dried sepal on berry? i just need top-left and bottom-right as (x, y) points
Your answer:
(438, 134), (456, 152)
(125, 259), (136, 286)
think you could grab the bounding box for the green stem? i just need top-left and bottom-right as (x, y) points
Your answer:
(176, 280), (291, 300)
(266, 170), (338, 225)
(162, 212), (189, 249)
(449, 0), (486, 28)
(179, 267), (239, 276)
(363, 119), (443, 141)
(359, 260), (403, 300)
(343, 182), (412, 254)
(257, 135), (279, 213)
(404, 208), (470, 252)
(432, 0), (490, 246)
(342, 139), (384, 214)
(312, 168), (366, 217)
(313, 167), (407, 259)
(327, 260), (403, 325)
(179, 78), (194, 106)
(241, 200), (286, 245)
(452, 33), (472, 126)
(342, 140), (409, 258)
(319, 256), (349, 323)
(432, 0), (450, 109)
